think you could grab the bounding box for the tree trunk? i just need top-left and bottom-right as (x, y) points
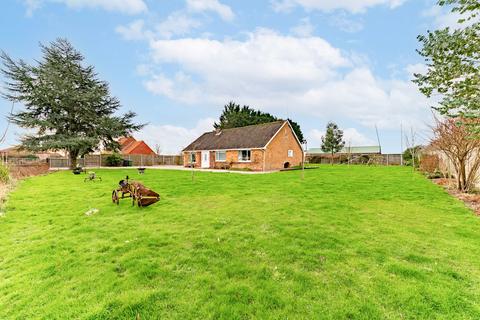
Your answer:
(460, 161), (467, 192)
(69, 150), (79, 169)
(331, 151), (334, 165)
(457, 159), (467, 192)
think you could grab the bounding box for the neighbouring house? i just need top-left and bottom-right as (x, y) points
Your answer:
(182, 120), (304, 171)
(119, 137), (156, 155)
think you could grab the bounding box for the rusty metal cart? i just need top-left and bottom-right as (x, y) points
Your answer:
(111, 176), (160, 207)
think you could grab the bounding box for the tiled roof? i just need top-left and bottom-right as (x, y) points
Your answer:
(119, 137), (156, 155)
(183, 121), (286, 151)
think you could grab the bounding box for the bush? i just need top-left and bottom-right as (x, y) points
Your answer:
(358, 155), (370, 164)
(0, 163), (10, 184)
(105, 153), (123, 167)
(425, 169), (443, 179)
(420, 154), (439, 174)
(403, 146), (422, 167)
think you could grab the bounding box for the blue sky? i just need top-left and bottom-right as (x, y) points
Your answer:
(0, 0), (456, 154)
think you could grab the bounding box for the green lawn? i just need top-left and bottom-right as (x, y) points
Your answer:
(1, 166), (479, 319)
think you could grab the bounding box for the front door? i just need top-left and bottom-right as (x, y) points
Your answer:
(201, 151), (210, 168)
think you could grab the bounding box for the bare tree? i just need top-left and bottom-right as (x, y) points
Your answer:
(346, 140), (352, 166)
(404, 127), (418, 168)
(431, 118), (480, 192)
(154, 144), (161, 155)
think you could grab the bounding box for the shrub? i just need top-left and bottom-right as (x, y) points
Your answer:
(339, 155), (349, 164)
(403, 146), (422, 167)
(426, 169), (443, 179)
(420, 154), (440, 174)
(0, 163), (10, 184)
(105, 153), (123, 167)
(358, 155), (370, 164)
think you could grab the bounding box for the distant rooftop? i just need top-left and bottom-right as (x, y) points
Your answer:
(307, 146), (381, 155)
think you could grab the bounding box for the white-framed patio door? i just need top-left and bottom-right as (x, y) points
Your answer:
(201, 151), (210, 168)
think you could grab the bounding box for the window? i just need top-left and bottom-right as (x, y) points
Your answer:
(288, 150), (294, 157)
(216, 151), (226, 162)
(189, 152), (196, 163)
(238, 150), (251, 162)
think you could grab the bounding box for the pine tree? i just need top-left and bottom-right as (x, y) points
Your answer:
(321, 122), (345, 165)
(214, 101), (305, 142)
(1, 39), (143, 168)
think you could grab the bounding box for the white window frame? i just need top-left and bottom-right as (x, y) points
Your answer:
(238, 150), (251, 162)
(288, 150), (294, 158)
(189, 152), (196, 163)
(215, 150), (227, 162)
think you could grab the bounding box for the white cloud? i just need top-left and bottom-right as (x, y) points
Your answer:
(23, 0), (147, 15)
(23, 0), (42, 16)
(308, 127), (375, 147)
(155, 12), (202, 39)
(329, 13), (364, 33)
(187, 0), (235, 21)
(142, 28), (430, 129)
(271, 0), (406, 14)
(135, 118), (215, 154)
(116, 19), (152, 40)
(116, 10), (206, 41)
(290, 17), (314, 37)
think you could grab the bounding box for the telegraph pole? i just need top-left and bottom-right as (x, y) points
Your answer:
(400, 123), (404, 166)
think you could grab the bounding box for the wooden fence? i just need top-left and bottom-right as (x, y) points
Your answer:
(306, 154), (403, 166)
(49, 154), (183, 169)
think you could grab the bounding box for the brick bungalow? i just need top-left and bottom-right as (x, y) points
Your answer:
(182, 120), (304, 171)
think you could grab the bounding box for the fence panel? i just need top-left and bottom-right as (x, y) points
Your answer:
(49, 158), (69, 168)
(1, 157), (47, 165)
(306, 154), (403, 166)
(48, 154), (183, 168)
(84, 155), (101, 167)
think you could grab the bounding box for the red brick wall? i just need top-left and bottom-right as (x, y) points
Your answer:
(264, 123), (303, 170)
(183, 151), (202, 168)
(212, 150), (264, 171)
(184, 150), (265, 171)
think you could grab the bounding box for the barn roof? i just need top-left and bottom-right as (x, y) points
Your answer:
(183, 121), (286, 151)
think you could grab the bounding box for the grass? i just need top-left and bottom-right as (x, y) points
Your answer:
(1, 166), (479, 319)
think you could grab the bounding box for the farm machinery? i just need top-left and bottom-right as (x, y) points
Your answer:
(111, 176), (160, 207)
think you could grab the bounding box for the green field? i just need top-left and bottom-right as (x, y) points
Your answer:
(1, 166), (479, 319)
